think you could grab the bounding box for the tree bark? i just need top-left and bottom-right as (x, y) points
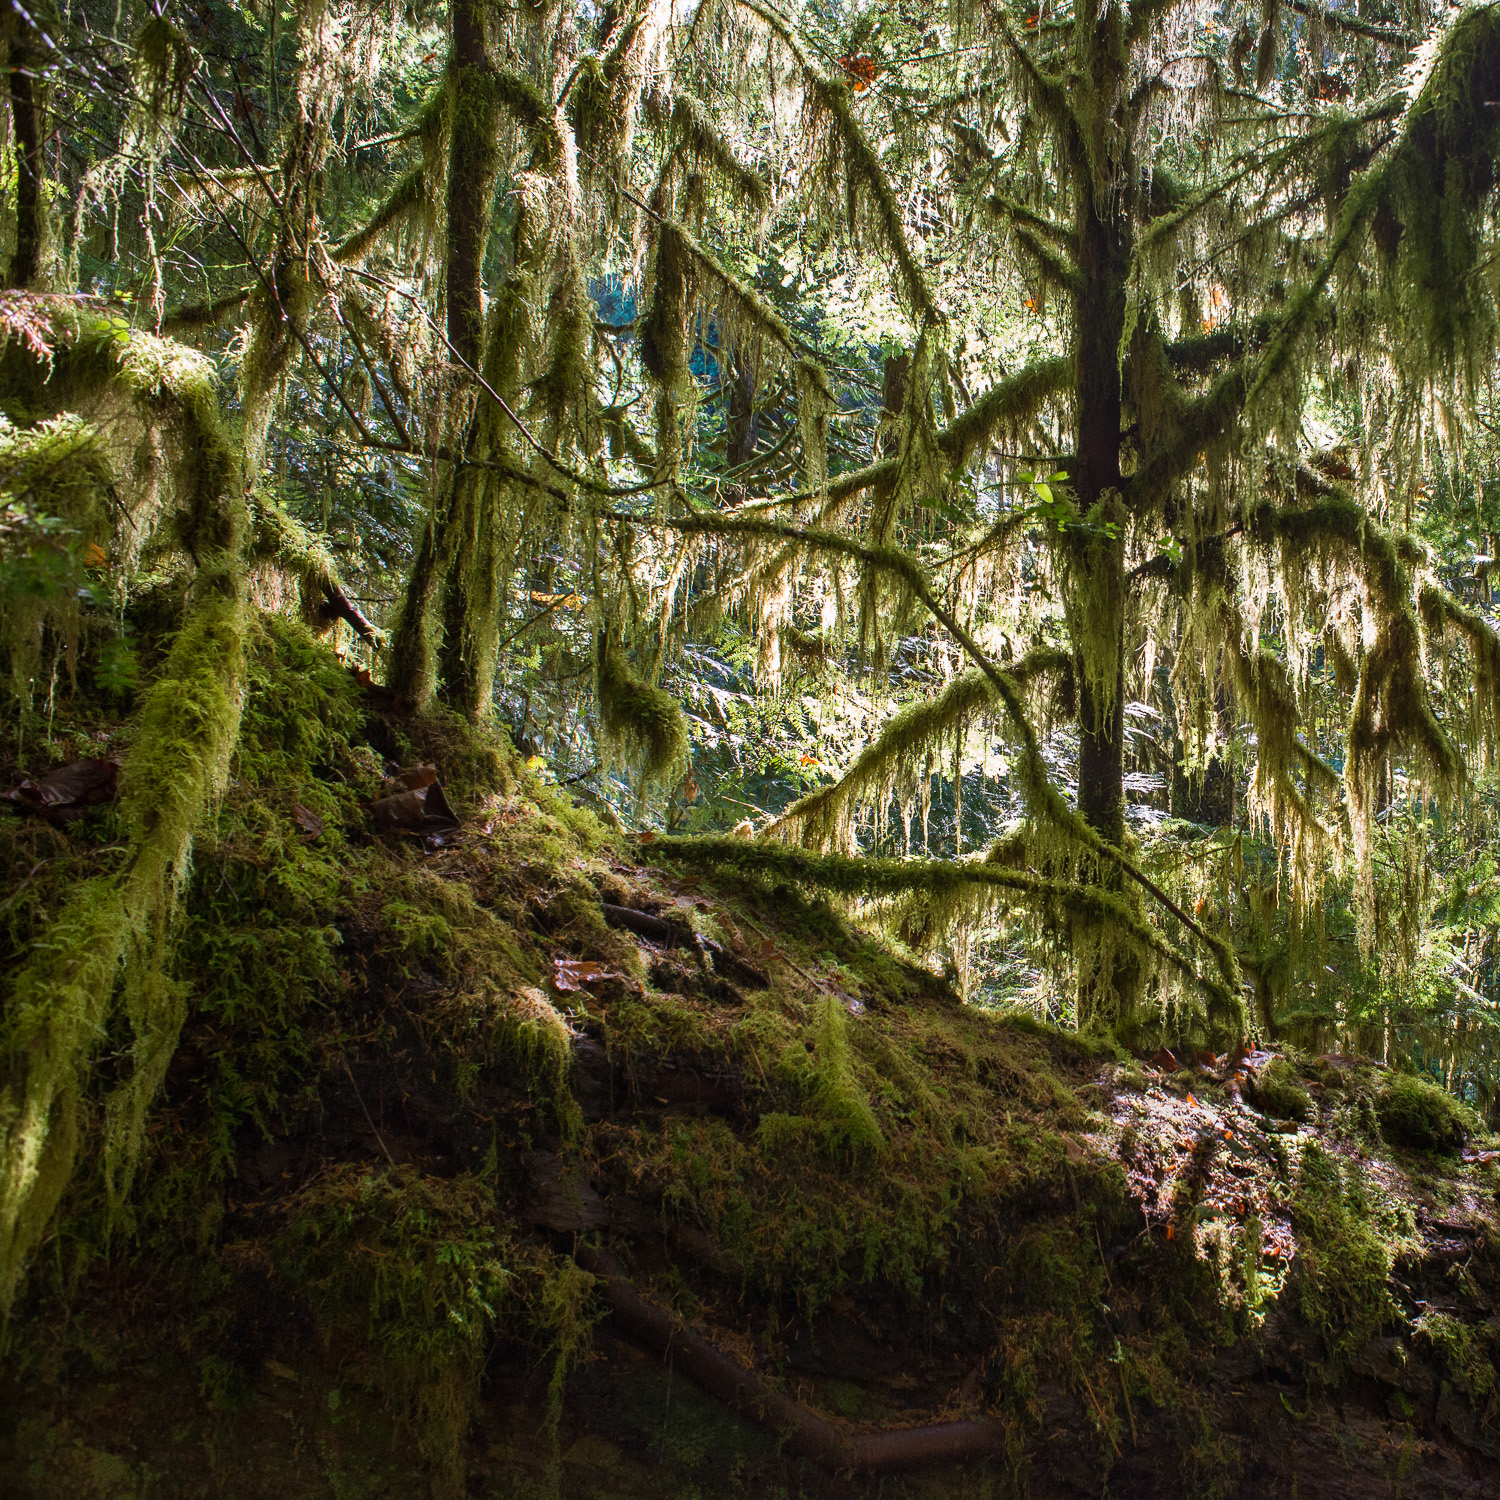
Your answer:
(724, 348), (759, 468)
(1070, 199), (1129, 852)
(445, 0), (497, 372)
(388, 0), (503, 712)
(6, 0), (44, 290)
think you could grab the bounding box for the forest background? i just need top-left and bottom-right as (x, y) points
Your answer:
(4, 0), (1500, 1311)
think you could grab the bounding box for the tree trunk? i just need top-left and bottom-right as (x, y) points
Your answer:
(878, 351), (910, 457)
(1070, 200), (1129, 850)
(1077, 634), (1126, 846)
(724, 349), (759, 468)
(388, 0), (502, 712)
(6, 0), (44, 289)
(445, 0), (496, 372)
(1172, 749), (1236, 826)
(1068, 194), (1139, 1027)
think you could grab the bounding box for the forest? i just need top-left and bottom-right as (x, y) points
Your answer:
(2, 0), (1500, 1493)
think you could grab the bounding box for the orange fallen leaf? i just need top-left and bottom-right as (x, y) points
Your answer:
(553, 957), (622, 992)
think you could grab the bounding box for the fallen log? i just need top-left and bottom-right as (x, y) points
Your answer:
(601, 902), (769, 989)
(576, 1245), (1004, 1473)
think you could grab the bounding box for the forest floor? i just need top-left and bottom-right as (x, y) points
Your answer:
(2, 616), (1499, 1499)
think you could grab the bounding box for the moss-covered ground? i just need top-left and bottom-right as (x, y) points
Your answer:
(2, 616), (1499, 1498)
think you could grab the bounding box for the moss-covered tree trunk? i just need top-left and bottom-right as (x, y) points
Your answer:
(1065, 96), (1141, 1024)
(4, 0), (45, 289)
(388, 0), (504, 715)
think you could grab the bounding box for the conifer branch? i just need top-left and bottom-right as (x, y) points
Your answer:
(655, 837), (1235, 1010)
(1281, 0), (1415, 48)
(332, 165), (427, 263)
(615, 507), (1242, 997)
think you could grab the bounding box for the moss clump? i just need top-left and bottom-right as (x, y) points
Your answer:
(1414, 1311), (1500, 1423)
(807, 992), (885, 1158)
(1291, 1142), (1394, 1372)
(274, 1166), (515, 1500)
(595, 633), (687, 788)
(1375, 1073), (1470, 1154)
(1250, 1057), (1312, 1123)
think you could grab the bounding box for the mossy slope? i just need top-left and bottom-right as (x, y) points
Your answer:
(1, 620), (1498, 1500)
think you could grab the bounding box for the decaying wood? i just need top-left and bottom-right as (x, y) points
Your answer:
(601, 901), (769, 989)
(576, 1245), (1005, 1474)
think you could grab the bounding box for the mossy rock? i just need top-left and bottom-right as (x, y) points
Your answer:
(1250, 1058), (1312, 1123)
(1375, 1073), (1468, 1155)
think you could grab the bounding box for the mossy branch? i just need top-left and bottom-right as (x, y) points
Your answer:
(1013, 227), (1081, 296)
(333, 166), (429, 263)
(986, 195), (1075, 252)
(654, 217), (806, 367)
(654, 837), (1237, 1014)
(768, 648), (1070, 849)
(723, 356), (1069, 518)
(0, 327), (249, 1311)
(617, 506), (1243, 1007)
(664, 93), (770, 211)
(730, 0), (937, 325)
(939, 356), (1071, 473)
(1419, 584), (1500, 760)
(251, 504), (381, 643)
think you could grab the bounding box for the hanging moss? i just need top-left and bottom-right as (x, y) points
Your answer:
(129, 16), (193, 142)
(0, 413), (116, 702)
(596, 633), (688, 787)
(655, 835), (1237, 1026)
(0, 322), (247, 1313)
(663, 91), (770, 211)
(1372, 3), (1500, 376)
(794, 357), (833, 494)
(770, 648), (1069, 852)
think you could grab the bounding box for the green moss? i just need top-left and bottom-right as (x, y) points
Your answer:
(1376, 1073), (1470, 1154)
(0, 428), (245, 1309)
(274, 1166), (516, 1500)
(807, 993), (885, 1158)
(1251, 1058), (1313, 1123)
(1414, 1311), (1500, 1422)
(1291, 1142), (1394, 1373)
(595, 633), (687, 788)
